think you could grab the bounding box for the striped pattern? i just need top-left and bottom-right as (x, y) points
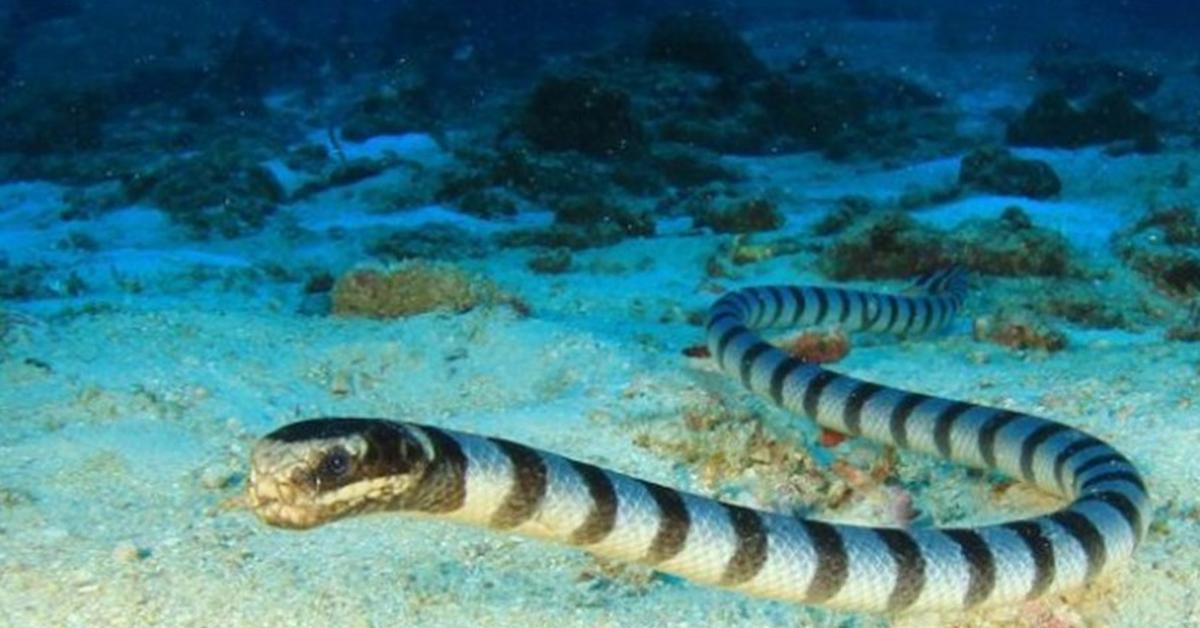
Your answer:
(251, 267), (1148, 613)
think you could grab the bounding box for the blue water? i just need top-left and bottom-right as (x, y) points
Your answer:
(1, 2), (1196, 626)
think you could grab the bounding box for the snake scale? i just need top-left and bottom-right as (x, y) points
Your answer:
(247, 268), (1148, 613)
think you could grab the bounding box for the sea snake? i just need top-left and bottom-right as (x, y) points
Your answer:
(246, 268), (1148, 613)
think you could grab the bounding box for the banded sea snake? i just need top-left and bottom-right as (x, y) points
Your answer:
(247, 268), (1148, 613)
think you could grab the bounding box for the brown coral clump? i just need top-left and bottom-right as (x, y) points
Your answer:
(331, 262), (503, 318)
(973, 309), (1067, 352)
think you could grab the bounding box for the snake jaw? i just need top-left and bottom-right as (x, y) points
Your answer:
(246, 418), (434, 529)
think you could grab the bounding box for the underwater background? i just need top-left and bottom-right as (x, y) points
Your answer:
(1, 1), (1198, 626)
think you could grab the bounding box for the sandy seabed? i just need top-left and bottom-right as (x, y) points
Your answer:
(0, 85), (1198, 625)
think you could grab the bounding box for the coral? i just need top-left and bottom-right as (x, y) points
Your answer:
(1166, 302), (1200, 342)
(748, 48), (953, 161)
(0, 257), (48, 299)
(304, 272), (335, 294)
(694, 197), (784, 234)
(367, 225), (490, 261)
(657, 113), (775, 156)
(1030, 42), (1162, 99)
(973, 309), (1068, 352)
(284, 143), (330, 172)
(208, 21), (275, 106)
(519, 75), (644, 158)
(330, 262), (508, 319)
(822, 206), (1075, 281)
(958, 146), (1061, 200)
(1041, 292), (1132, 330)
(527, 248), (572, 274)
(948, 206), (1073, 277)
(648, 145), (742, 188)
(644, 12), (766, 78)
(455, 188), (518, 218)
(341, 87), (433, 142)
(551, 195), (654, 236)
(820, 211), (947, 280)
(1006, 89), (1159, 152)
(124, 141), (282, 238)
(207, 20), (320, 110)
(1114, 205), (1200, 296)
(895, 181), (962, 210)
(752, 71), (870, 152)
(1131, 205), (1200, 246)
(812, 195), (874, 236)
(438, 148), (611, 207)
(496, 194), (655, 251)
(0, 85), (109, 155)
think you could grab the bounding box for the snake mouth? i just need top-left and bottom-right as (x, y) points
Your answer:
(246, 469), (322, 529)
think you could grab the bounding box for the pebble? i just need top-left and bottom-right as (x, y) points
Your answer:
(330, 371), (353, 396)
(199, 463), (237, 490)
(112, 541), (143, 563)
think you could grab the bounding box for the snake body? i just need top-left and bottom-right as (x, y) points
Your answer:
(247, 268), (1148, 613)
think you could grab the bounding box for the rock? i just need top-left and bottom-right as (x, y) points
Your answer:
(958, 146), (1061, 199)
(112, 540), (145, 563)
(1006, 89), (1158, 152)
(644, 11), (766, 78)
(519, 76), (644, 158)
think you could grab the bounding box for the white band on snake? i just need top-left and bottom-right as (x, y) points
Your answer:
(246, 268), (1147, 613)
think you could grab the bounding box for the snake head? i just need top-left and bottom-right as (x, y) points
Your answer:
(247, 418), (431, 529)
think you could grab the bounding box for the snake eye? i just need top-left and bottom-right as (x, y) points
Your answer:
(317, 447), (352, 482)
